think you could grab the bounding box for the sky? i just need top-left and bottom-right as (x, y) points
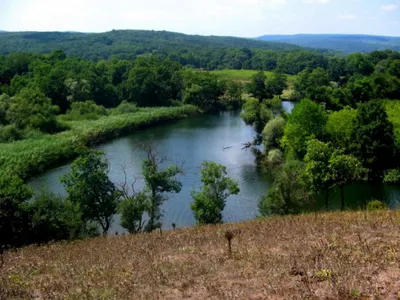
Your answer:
(0, 0), (399, 37)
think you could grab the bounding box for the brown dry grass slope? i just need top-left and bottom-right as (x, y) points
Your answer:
(1, 211), (400, 299)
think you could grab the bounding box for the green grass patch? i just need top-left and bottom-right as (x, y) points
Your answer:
(0, 105), (199, 181)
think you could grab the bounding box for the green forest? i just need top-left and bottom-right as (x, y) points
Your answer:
(1, 31), (400, 255)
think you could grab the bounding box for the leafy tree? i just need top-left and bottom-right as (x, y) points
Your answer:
(283, 99), (327, 158)
(183, 70), (224, 110)
(64, 78), (91, 103)
(266, 149), (284, 165)
(241, 97), (273, 133)
(303, 140), (334, 209)
(0, 175), (33, 256)
(221, 80), (243, 109)
(350, 101), (395, 180)
(346, 53), (374, 76)
(118, 192), (148, 234)
(329, 152), (362, 210)
(266, 71), (287, 97)
(127, 57), (183, 107)
(7, 88), (61, 133)
(326, 107), (357, 149)
(262, 117), (285, 151)
(249, 71), (270, 101)
(259, 160), (309, 216)
(293, 68), (311, 100)
(347, 76), (375, 102)
(328, 57), (347, 82)
(61, 150), (119, 235)
(308, 67), (330, 87)
(0, 93), (11, 125)
(190, 161), (239, 224)
(141, 144), (183, 232)
(28, 191), (83, 243)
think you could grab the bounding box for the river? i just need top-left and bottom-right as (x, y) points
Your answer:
(29, 102), (400, 232)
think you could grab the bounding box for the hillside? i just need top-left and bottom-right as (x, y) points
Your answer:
(257, 34), (400, 53)
(1, 211), (399, 299)
(0, 30), (301, 60)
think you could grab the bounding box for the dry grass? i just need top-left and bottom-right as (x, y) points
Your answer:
(1, 211), (400, 299)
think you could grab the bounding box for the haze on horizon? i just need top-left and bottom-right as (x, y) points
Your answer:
(1, 0), (399, 37)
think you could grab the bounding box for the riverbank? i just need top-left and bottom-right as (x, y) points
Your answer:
(0, 105), (199, 182)
(1, 210), (399, 299)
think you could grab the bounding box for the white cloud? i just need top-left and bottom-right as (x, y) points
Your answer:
(302, 0), (330, 3)
(381, 4), (398, 11)
(337, 14), (357, 19)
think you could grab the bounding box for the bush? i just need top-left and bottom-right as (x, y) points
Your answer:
(383, 169), (400, 184)
(267, 149), (283, 165)
(366, 200), (387, 211)
(64, 100), (108, 120)
(28, 191), (84, 243)
(262, 117), (285, 151)
(111, 100), (139, 115)
(0, 124), (23, 143)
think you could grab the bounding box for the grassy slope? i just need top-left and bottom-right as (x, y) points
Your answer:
(210, 69), (296, 99)
(1, 211), (399, 299)
(0, 105), (198, 181)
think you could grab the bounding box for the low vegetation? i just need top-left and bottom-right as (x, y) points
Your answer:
(0, 105), (198, 181)
(1, 210), (399, 299)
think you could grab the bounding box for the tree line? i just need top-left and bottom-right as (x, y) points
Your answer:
(0, 51), (245, 143)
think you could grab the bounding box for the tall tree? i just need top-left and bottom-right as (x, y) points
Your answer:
(241, 97), (273, 134)
(61, 150), (119, 235)
(249, 71), (270, 101)
(259, 160), (309, 216)
(303, 140), (334, 209)
(191, 161), (239, 224)
(329, 152), (362, 210)
(283, 99), (327, 158)
(141, 144), (182, 232)
(350, 101), (395, 181)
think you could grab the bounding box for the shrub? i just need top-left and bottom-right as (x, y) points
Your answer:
(267, 149), (283, 165)
(383, 169), (400, 184)
(366, 200), (387, 211)
(262, 117), (285, 151)
(111, 100), (139, 115)
(64, 100), (108, 120)
(28, 191), (84, 243)
(0, 124), (23, 143)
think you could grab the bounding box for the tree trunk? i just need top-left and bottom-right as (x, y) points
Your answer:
(340, 185), (345, 211)
(325, 190), (329, 210)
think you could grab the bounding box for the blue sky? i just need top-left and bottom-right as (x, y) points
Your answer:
(0, 0), (399, 37)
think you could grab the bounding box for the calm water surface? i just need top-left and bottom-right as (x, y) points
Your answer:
(29, 102), (400, 232)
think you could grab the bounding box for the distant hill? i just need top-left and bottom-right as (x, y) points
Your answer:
(0, 30), (303, 60)
(257, 34), (400, 53)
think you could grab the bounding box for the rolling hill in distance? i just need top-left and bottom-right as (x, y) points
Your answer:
(257, 34), (400, 53)
(0, 30), (304, 59)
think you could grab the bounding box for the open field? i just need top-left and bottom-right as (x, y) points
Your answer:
(209, 69), (296, 99)
(1, 210), (399, 299)
(0, 105), (198, 181)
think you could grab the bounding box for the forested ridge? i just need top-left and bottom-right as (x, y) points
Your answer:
(0, 30), (336, 71)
